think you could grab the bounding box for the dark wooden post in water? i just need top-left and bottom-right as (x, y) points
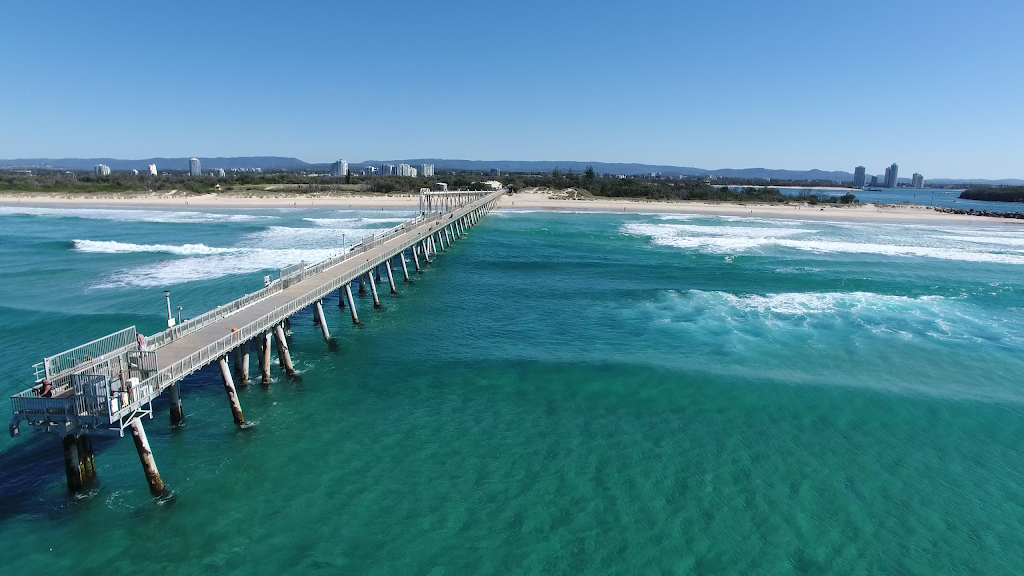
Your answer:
(62, 433), (96, 492)
(168, 382), (185, 425)
(129, 418), (167, 497)
(218, 356), (246, 426)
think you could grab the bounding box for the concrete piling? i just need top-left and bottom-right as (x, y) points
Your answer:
(412, 245), (422, 272)
(273, 324), (297, 377)
(168, 382), (185, 425)
(232, 345), (248, 385)
(345, 284), (359, 324)
(129, 418), (167, 497)
(338, 287), (345, 308)
(256, 332), (272, 385)
(314, 300), (331, 341)
(375, 265), (382, 283)
(385, 260), (399, 295)
(423, 239), (432, 264)
(359, 276), (366, 294)
(368, 271), (381, 308)
(62, 433), (96, 492)
(399, 252), (411, 282)
(218, 356), (246, 426)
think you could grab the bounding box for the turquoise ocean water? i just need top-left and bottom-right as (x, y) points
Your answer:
(1, 204), (1024, 574)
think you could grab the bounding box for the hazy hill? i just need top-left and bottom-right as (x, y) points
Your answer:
(0, 157), (310, 171)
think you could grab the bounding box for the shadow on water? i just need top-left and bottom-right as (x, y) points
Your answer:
(0, 432), (123, 525)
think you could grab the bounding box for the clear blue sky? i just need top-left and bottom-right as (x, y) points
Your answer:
(1, 0), (1021, 178)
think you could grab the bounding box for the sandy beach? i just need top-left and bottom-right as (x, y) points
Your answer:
(0, 191), (1016, 225)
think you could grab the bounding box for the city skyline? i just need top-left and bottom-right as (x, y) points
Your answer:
(1, 1), (1021, 179)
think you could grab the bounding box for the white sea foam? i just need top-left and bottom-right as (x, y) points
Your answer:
(304, 217), (407, 228)
(244, 226), (377, 249)
(621, 221), (1024, 265)
(94, 247), (342, 288)
(0, 206), (275, 223)
(690, 290), (945, 316)
(73, 239), (240, 255)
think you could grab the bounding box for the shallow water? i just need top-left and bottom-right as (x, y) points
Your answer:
(2, 205), (1023, 574)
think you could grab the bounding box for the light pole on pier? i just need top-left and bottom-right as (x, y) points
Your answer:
(164, 291), (175, 327)
(177, 306), (182, 325)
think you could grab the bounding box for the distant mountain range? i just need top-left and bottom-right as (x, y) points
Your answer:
(2, 157), (1021, 185)
(0, 157), (308, 171)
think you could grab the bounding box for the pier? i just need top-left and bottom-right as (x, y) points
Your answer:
(7, 189), (503, 495)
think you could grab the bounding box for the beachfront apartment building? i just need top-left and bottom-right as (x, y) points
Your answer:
(380, 164), (396, 175)
(94, 164), (111, 176)
(420, 164), (434, 177)
(330, 160), (349, 177)
(853, 166), (866, 188)
(148, 164), (158, 176)
(912, 173), (924, 189)
(883, 163), (899, 188)
(189, 158), (202, 177)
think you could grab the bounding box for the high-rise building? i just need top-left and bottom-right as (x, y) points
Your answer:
(853, 166), (866, 188)
(420, 163), (434, 177)
(397, 163), (413, 177)
(148, 164), (158, 176)
(380, 164), (397, 176)
(490, 168), (501, 177)
(884, 163), (899, 188)
(94, 164), (111, 176)
(912, 173), (924, 189)
(330, 160), (349, 177)
(869, 175), (878, 187)
(189, 158), (202, 177)
(215, 168), (226, 178)
(130, 169), (139, 176)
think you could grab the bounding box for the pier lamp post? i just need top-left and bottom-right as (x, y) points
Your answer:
(164, 291), (175, 327)
(177, 306), (182, 325)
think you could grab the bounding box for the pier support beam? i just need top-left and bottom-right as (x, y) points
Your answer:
(218, 356), (246, 426)
(423, 240), (432, 264)
(359, 276), (366, 294)
(314, 300), (331, 341)
(62, 433), (96, 492)
(338, 287), (345, 308)
(412, 245), (422, 272)
(273, 324), (297, 377)
(256, 332), (272, 385)
(168, 382), (185, 425)
(345, 284), (359, 324)
(368, 271), (381, 309)
(129, 419), (167, 497)
(385, 260), (399, 295)
(232, 345), (248, 385)
(399, 252), (411, 282)
(375, 265), (382, 283)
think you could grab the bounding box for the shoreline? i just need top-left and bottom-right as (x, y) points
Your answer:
(0, 191), (1018, 225)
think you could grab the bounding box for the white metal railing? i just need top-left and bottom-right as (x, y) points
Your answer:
(10, 190), (503, 435)
(35, 326), (138, 381)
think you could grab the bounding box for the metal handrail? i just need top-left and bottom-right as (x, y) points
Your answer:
(11, 190), (504, 433)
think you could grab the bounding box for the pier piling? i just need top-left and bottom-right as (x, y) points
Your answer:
(218, 357), (246, 426)
(413, 245), (422, 272)
(359, 276), (366, 294)
(345, 284), (359, 324)
(314, 300), (331, 341)
(399, 252), (411, 282)
(273, 324), (297, 377)
(129, 418), (167, 497)
(256, 332), (272, 385)
(368, 271), (382, 309)
(168, 382), (185, 425)
(385, 261), (399, 295)
(62, 433), (96, 492)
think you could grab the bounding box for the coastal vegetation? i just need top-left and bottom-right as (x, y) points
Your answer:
(959, 186), (1024, 202)
(0, 168), (858, 204)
